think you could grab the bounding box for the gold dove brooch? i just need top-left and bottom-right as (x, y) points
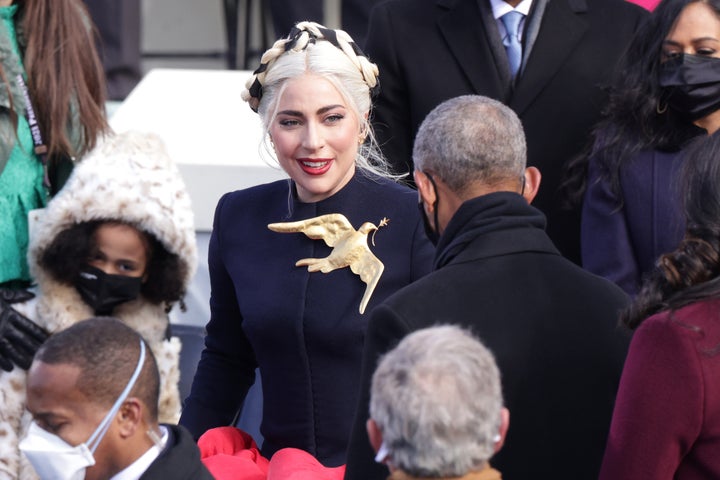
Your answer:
(268, 213), (389, 314)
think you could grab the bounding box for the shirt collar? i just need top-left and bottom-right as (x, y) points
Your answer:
(489, 0), (534, 19)
(110, 426), (169, 480)
(388, 463), (502, 480)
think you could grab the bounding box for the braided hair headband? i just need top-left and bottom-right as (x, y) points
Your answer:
(241, 21), (380, 112)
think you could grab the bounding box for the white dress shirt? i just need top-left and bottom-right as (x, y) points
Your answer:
(110, 426), (169, 480)
(489, 0), (534, 41)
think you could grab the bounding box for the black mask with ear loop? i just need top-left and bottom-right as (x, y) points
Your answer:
(418, 172), (441, 246)
(659, 54), (720, 121)
(75, 265), (143, 315)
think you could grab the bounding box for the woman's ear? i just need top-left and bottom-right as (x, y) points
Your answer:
(522, 166), (542, 204)
(359, 112), (370, 141)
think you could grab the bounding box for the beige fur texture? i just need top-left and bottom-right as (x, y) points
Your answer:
(0, 132), (197, 480)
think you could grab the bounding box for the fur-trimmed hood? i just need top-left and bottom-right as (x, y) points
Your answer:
(27, 131), (197, 338)
(0, 133), (194, 480)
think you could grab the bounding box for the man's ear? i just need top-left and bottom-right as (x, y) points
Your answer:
(494, 407), (510, 453)
(116, 398), (143, 438)
(414, 170), (437, 210)
(522, 166), (541, 204)
(366, 418), (383, 454)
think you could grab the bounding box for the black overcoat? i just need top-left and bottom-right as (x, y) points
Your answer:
(345, 193), (630, 480)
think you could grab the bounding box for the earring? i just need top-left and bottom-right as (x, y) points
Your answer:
(657, 99), (668, 114)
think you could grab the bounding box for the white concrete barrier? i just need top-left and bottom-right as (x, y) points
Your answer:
(110, 68), (288, 231)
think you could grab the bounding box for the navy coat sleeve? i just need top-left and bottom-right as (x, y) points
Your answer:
(581, 153), (641, 296)
(179, 193), (259, 440)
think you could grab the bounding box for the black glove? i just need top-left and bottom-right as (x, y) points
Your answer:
(0, 289), (48, 372)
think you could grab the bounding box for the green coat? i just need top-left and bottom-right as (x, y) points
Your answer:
(0, 10), (79, 196)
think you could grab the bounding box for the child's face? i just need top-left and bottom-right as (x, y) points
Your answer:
(89, 224), (149, 279)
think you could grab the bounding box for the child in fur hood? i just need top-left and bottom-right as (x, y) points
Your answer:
(0, 131), (198, 480)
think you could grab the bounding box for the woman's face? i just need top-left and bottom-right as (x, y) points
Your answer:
(662, 2), (720, 60)
(89, 223), (148, 278)
(269, 74), (361, 203)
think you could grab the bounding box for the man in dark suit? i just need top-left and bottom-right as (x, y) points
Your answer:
(364, 0), (647, 263)
(344, 96), (630, 480)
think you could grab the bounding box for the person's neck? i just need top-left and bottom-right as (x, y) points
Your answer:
(503, 0), (523, 7)
(0, 1), (13, 7)
(116, 424), (162, 471)
(462, 179), (524, 202)
(388, 462), (495, 480)
(695, 109), (720, 135)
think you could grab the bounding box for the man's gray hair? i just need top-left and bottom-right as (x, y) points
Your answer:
(369, 325), (504, 477)
(413, 95), (526, 195)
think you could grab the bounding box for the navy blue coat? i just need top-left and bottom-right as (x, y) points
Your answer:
(582, 147), (691, 296)
(180, 172), (434, 466)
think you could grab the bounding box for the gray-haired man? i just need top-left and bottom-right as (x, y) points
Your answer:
(345, 95), (629, 480)
(368, 325), (508, 479)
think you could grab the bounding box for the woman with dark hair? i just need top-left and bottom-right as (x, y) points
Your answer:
(599, 130), (720, 479)
(580, 0), (720, 295)
(0, 132), (197, 480)
(0, 0), (108, 288)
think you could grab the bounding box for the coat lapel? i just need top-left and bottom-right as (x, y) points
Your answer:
(437, 0), (510, 101)
(511, 0), (589, 114)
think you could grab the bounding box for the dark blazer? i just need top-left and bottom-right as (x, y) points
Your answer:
(344, 192), (630, 480)
(140, 424), (214, 480)
(364, 0), (647, 262)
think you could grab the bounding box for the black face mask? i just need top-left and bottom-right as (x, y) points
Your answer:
(75, 265), (143, 315)
(418, 172), (441, 246)
(659, 54), (720, 122)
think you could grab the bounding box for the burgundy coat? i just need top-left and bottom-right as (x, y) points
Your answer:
(600, 299), (720, 479)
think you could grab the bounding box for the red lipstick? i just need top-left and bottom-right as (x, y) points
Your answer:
(296, 158), (333, 175)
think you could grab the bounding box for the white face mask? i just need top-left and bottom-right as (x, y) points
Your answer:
(20, 340), (147, 480)
(374, 440), (391, 464)
(19, 422), (95, 480)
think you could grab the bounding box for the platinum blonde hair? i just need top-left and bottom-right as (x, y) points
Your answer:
(370, 325), (504, 477)
(413, 95), (526, 195)
(242, 22), (400, 180)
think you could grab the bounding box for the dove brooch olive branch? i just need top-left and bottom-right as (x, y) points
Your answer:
(268, 214), (389, 314)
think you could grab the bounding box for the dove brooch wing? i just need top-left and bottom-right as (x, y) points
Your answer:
(268, 214), (355, 246)
(268, 213), (388, 314)
(350, 251), (384, 314)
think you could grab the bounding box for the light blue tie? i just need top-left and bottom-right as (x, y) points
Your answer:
(501, 11), (524, 78)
